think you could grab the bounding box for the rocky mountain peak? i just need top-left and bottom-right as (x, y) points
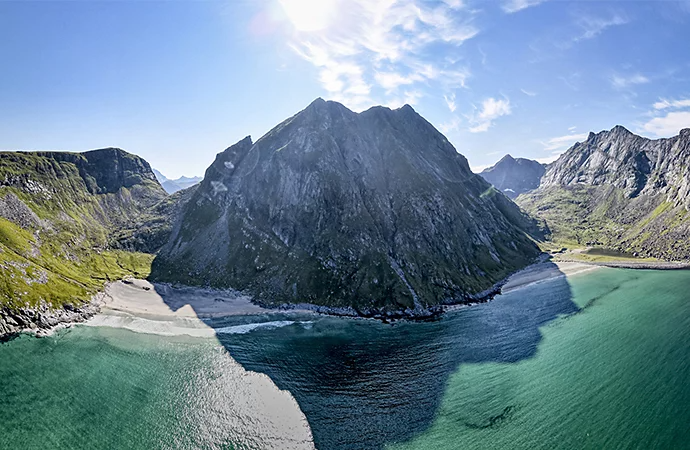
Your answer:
(541, 125), (690, 200)
(153, 99), (540, 315)
(479, 155), (545, 199)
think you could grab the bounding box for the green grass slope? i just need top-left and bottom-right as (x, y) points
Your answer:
(0, 149), (167, 310)
(518, 185), (690, 260)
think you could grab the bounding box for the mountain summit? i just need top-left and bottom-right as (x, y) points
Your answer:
(519, 126), (690, 259)
(152, 99), (540, 316)
(480, 155), (546, 199)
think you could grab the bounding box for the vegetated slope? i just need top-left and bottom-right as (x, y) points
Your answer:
(0, 148), (168, 315)
(153, 98), (541, 315)
(479, 155), (546, 199)
(518, 126), (690, 259)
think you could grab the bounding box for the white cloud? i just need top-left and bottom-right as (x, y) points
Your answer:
(535, 154), (562, 164)
(520, 88), (537, 97)
(568, 126), (577, 131)
(374, 71), (423, 91)
(639, 98), (690, 137)
(574, 12), (628, 41)
(444, 93), (457, 112)
(280, 0), (478, 110)
(468, 97), (512, 133)
(642, 111), (690, 137)
(439, 116), (462, 134)
(541, 132), (589, 152)
(502, 0), (547, 14)
(610, 73), (649, 89)
(469, 163), (492, 173)
(386, 90), (424, 109)
(653, 98), (690, 110)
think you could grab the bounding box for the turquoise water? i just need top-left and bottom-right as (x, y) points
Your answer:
(2, 266), (690, 449)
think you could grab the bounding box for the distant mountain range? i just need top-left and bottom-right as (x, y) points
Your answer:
(152, 169), (202, 194)
(479, 155), (546, 199)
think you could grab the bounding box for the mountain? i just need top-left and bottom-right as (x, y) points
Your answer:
(152, 168), (168, 184)
(518, 126), (690, 259)
(479, 155), (546, 199)
(153, 169), (202, 194)
(152, 98), (541, 317)
(0, 148), (171, 336)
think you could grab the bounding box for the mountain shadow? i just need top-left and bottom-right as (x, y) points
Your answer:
(155, 261), (577, 450)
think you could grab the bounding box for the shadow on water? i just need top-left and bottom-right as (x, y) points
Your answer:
(156, 262), (578, 450)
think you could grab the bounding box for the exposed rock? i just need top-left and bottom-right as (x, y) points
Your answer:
(479, 155), (546, 199)
(0, 192), (43, 229)
(519, 126), (690, 259)
(152, 98), (541, 314)
(0, 293), (105, 341)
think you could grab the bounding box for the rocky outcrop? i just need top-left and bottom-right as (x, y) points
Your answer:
(519, 126), (690, 259)
(541, 126), (690, 202)
(152, 98), (541, 315)
(480, 155), (546, 199)
(0, 294), (105, 341)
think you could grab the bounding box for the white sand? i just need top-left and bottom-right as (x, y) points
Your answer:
(102, 278), (270, 319)
(501, 261), (601, 294)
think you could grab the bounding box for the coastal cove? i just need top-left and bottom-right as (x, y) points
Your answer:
(2, 264), (690, 449)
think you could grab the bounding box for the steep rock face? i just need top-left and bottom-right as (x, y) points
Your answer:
(541, 126), (690, 201)
(519, 126), (690, 259)
(480, 155), (545, 199)
(153, 99), (540, 313)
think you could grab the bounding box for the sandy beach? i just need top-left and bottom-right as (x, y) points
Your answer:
(500, 260), (601, 294)
(103, 279), (271, 318)
(85, 279), (291, 338)
(94, 261), (600, 332)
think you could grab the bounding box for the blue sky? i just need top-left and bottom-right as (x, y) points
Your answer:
(1, 0), (690, 177)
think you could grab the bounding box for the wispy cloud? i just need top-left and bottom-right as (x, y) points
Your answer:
(642, 112), (690, 137)
(280, 0), (479, 110)
(541, 132), (589, 152)
(468, 97), (512, 133)
(573, 12), (628, 42)
(444, 93), (457, 112)
(502, 0), (547, 14)
(653, 98), (690, 110)
(520, 88), (537, 97)
(640, 98), (690, 137)
(610, 73), (649, 89)
(439, 116), (462, 134)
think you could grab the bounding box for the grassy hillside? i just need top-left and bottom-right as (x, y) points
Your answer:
(0, 150), (167, 310)
(518, 185), (690, 260)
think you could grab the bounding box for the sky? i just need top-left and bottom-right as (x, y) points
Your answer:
(1, 0), (690, 177)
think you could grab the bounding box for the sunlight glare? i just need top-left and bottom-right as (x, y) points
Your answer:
(278, 0), (337, 32)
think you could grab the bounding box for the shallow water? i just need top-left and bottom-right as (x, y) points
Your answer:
(1, 267), (689, 449)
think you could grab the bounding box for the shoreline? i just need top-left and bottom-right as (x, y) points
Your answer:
(552, 257), (690, 270)
(4, 254), (690, 340)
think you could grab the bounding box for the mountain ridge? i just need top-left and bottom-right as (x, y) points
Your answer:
(152, 98), (541, 317)
(519, 125), (690, 259)
(479, 154), (546, 199)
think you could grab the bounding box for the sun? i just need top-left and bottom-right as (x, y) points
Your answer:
(278, 0), (338, 32)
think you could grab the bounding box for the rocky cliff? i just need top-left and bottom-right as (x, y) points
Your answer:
(480, 155), (545, 199)
(519, 126), (690, 259)
(152, 99), (541, 316)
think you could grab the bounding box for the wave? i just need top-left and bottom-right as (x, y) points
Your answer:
(215, 320), (312, 335)
(86, 312), (314, 338)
